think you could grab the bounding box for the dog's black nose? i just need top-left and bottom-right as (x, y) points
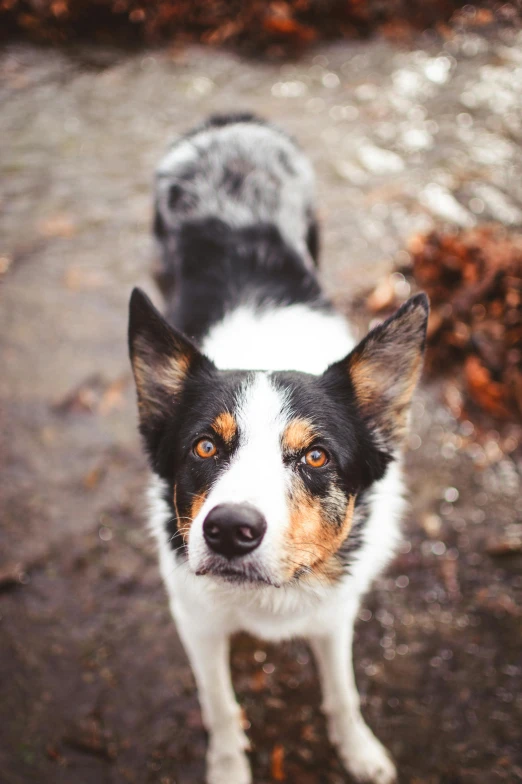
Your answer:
(203, 504), (267, 559)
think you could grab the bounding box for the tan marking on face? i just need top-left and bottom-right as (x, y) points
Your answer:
(212, 412), (237, 445)
(284, 482), (356, 583)
(190, 492), (207, 522)
(173, 485), (207, 543)
(308, 495), (356, 583)
(282, 418), (317, 453)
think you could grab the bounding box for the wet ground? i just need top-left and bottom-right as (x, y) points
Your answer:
(1, 23), (522, 784)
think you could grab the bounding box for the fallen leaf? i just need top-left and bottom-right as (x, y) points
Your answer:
(83, 464), (106, 491)
(52, 375), (101, 414)
(52, 374), (129, 415)
(486, 538), (522, 556)
(465, 356), (512, 420)
(271, 743), (285, 781)
(0, 255), (12, 276)
(367, 276), (396, 313)
(249, 669), (267, 693)
(367, 226), (522, 430)
(421, 513), (442, 539)
(98, 375), (129, 415)
(38, 214), (77, 238)
(263, 15), (316, 41)
(475, 587), (520, 617)
(64, 265), (106, 291)
(440, 557), (460, 599)
(0, 563), (23, 590)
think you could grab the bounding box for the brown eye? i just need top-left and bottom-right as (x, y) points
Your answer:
(303, 448), (328, 468)
(194, 438), (217, 459)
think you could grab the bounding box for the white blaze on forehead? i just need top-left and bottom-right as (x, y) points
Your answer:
(187, 372), (292, 575)
(211, 372), (291, 507)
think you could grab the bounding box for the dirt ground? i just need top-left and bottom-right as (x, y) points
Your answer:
(1, 24), (522, 784)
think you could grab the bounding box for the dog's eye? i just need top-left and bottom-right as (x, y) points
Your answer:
(302, 448), (328, 468)
(194, 438), (217, 459)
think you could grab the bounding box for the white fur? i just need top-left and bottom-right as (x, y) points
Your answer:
(202, 302), (355, 373)
(188, 373), (293, 584)
(149, 460), (404, 642)
(146, 291), (403, 783)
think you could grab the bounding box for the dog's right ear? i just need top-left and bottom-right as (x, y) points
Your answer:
(128, 288), (214, 451)
(322, 293), (429, 457)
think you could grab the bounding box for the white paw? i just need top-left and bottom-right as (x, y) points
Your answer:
(206, 725), (252, 784)
(329, 715), (397, 784)
(207, 748), (252, 784)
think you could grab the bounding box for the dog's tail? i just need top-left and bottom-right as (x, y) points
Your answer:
(152, 113), (319, 295)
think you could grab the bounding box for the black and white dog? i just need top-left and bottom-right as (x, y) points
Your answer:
(128, 114), (428, 784)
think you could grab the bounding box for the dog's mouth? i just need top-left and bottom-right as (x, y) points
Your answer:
(195, 563), (277, 587)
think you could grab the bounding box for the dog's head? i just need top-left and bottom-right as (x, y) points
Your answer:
(129, 289), (428, 587)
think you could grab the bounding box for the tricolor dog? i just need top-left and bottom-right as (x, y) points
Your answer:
(128, 113), (428, 784)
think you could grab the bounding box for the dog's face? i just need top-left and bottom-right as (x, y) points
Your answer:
(129, 290), (428, 587)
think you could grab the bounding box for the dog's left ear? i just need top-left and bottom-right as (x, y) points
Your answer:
(323, 294), (429, 452)
(128, 287), (214, 455)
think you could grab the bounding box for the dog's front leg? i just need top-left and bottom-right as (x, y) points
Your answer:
(309, 614), (397, 784)
(174, 610), (251, 784)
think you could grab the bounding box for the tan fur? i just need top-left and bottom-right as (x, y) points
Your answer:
(397, 355), (423, 407)
(212, 412), (237, 445)
(173, 485), (207, 543)
(159, 354), (192, 393)
(190, 493), (207, 525)
(285, 483), (356, 584)
(349, 355), (383, 407)
(132, 337), (192, 417)
(349, 308), (426, 442)
(282, 418), (317, 453)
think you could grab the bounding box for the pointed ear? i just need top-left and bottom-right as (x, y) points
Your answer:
(128, 288), (213, 449)
(325, 294), (429, 451)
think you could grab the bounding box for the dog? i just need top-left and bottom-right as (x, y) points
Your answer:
(128, 113), (428, 784)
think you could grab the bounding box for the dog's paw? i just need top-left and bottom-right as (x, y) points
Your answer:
(207, 725), (252, 784)
(207, 748), (252, 784)
(329, 715), (397, 784)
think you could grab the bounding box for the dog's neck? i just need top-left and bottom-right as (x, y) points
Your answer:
(201, 301), (354, 374)
(163, 217), (355, 374)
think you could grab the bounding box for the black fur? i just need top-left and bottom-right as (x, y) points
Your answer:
(164, 218), (329, 344)
(273, 371), (391, 497)
(152, 111), (320, 295)
(156, 368), (250, 555)
(337, 489), (373, 568)
(306, 213), (320, 264)
(182, 111), (270, 138)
